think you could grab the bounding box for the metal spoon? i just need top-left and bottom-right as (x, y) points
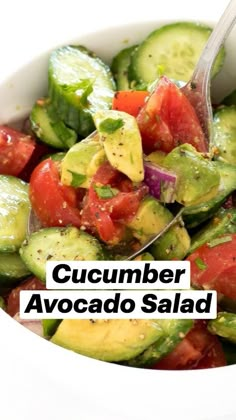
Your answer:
(28, 0), (236, 259)
(180, 0), (236, 147)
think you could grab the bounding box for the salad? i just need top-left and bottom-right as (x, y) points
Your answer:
(1, 21), (236, 370)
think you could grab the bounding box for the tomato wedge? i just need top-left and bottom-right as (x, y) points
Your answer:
(187, 234), (236, 300)
(29, 158), (81, 227)
(112, 90), (149, 117)
(0, 125), (35, 176)
(136, 76), (207, 154)
(7, 277), (45, 317)
(152, 321), (226, 370)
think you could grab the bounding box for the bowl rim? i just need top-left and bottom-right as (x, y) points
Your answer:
(0, 17), (236, 420)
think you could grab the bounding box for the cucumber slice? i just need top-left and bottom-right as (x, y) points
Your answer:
(213, 106), (236, 165)
(20, 226), (106, 282)
(0, 252), (30, 288)
(208, 312), (236, 345)
(189, 208), (236, 254)
(129, 22), (224, 84)
(0, 176), (30, 252)
(30, 98), (77, 149)
(42, 319), (61, 337)
(111, 45), (137, 90)
(48, 46), (115, 137)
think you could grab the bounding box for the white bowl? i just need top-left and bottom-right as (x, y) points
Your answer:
(0, 13), (236, 420)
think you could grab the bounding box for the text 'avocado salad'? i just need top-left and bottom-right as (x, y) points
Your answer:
(1, 21), (236, 370)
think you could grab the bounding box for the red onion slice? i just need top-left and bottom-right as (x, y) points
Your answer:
(144, 161), (177, 203)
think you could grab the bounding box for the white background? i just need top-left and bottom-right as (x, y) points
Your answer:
(0, 1), (235, 420)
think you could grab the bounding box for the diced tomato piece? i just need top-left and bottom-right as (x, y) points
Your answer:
(187, 234), (236, 300)
(7, 277), (45, 317)
(29, 158), (81, 228)
(152, 321), (226, 370)
(86, 184), (125, 244)
(117, 178), (134, 192)
(0, 125), (35, 176)
(92, 161), (122, 186)
(81, 162), (147, 244)
(137, 76), (207, 154)
(112, 90), (149, 117)
(103, 184), (148, 221)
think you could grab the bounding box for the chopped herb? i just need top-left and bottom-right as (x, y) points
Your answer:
(61, 79), (93, 105)
(94, 185), (119, 199)
(68, 171), (87, 187)
(207, 235), (232, 248)
(195, 257), (207, 271)
(99, 118), (124, 134)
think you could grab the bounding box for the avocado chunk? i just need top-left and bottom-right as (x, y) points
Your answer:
(208, 312), (236, 345)
(147, 150), (166, 166)
(20, 226), (106, 282)
(126, 196), (173, 244)
(163, 144), (220, 206)
(189, 208), (236, 254)
(94, 110), (144, 182)
(51, 319), (171, 362)
(125, 319), (193, 367)
(183, 160), (236, 228)
(213, 106), (236, 165)
(61, 137), (106, 188)
(151, 223), (190, 260)
(51, 319), (176, 362)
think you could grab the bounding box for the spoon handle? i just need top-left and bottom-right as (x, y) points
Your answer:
(192, 0), (236, 89)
